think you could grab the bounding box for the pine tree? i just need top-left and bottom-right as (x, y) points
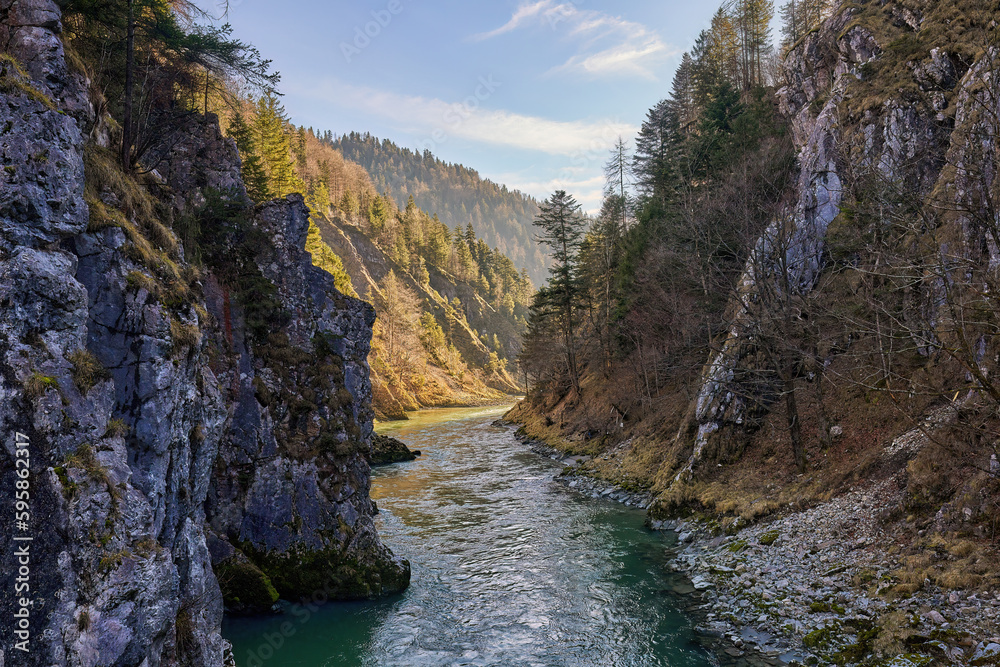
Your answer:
(368, 195), (389, 234)
(709, 7), (741, 87)
(691, 30), (724, 107)
(254, 93), (303, 198)
(340, 190), (360, 217)
(780, 0), (828, 52)
(633, 99), (674, 197)
(295, 126), (308, 169)
(306, 178), (330, 218)
(228, 110), (271, 202)
(532, 190), (586, 392)
(604, 137), (632, 232)
(743, 0), (775, 87)
(667, 53), (698, 136)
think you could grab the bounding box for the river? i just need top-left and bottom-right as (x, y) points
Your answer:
(223, 405), (720, 666)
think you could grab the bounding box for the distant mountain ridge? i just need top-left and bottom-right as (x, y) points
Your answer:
(325, 132), (548, 286)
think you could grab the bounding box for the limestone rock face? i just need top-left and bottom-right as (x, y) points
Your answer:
(0, 1), (406, 664)
(0, 0), (88, 250)
(205, 194), (409, 602)
(681, 9), (859, 473)
(680, 1), (995, 473)
(142, 112), (248, 215)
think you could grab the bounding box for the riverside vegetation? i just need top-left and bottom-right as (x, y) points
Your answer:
(511, 0), (1000, 664)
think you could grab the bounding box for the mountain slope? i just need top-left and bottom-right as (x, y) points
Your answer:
(312, 211), (525, 419)
(325, 132), (548, 286)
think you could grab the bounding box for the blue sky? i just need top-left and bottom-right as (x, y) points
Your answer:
(211, 1), (725, 212)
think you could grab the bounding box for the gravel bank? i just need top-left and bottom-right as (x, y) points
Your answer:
(658, 474), (1000, 666)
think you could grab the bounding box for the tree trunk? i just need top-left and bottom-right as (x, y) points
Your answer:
(121, 0), (135, 171)
(784, 371), (806, 472)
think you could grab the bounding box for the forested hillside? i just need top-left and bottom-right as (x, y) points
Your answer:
(327, 132), (548, 285)
(512, 0), (1000, 639)
(518, 0), (795, 432)
(220, 100), (532, 417)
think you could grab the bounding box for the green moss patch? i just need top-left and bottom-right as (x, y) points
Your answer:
(759, 529), (780, 546)
(239, 541), (410, 602)
(0, 54), (56, 109)
(215, 559), (279, 615)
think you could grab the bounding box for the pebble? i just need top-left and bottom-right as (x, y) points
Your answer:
(927, 610), (947, 624)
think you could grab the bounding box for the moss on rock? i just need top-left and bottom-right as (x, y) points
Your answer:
(215, 559), (279, 615)
(240, 542), (410, 602)
(369, 433), (418, 466)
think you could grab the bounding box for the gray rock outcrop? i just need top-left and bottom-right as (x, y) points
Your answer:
(0, 1), (407, 664)
(677, 1), (985, 475)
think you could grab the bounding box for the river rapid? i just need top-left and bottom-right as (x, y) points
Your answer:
(223, 406), (720, 666)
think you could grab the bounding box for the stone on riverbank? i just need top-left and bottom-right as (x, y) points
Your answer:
(370, 434), (420, 465)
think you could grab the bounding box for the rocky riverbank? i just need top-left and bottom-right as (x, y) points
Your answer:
(508, 416), (1000, 666)
(652, 409), (1000, 666)
(509, 426), (655, 510)
(657, 477), (1000, 667)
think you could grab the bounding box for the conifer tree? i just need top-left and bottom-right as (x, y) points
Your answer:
(340, 190), (360, 217)
(228, 110), (271, 202)
(604, 137), (632, 232)
(532, 190), (586, 392)
(368, 195), (389, 234)
(667, 53), (698, 136)
(295, 126), (308, 169)
(306, 178), (330, 217)
(634, 99), (674, 197)
(255, 93), (303, 198)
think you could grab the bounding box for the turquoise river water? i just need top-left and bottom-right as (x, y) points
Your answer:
(222, 405), (722, 666)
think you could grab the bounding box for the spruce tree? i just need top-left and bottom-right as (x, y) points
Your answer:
(633, 99), (673, 197)
(667, 53), (697, 136)
(228, 110), (271, 202)
(368, 195), (389, 234)
(532, 190), (586, 392)
(254, 93), (303, 198)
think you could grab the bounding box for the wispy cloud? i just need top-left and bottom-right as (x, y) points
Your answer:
(501, 172), (606, 214)
(470, 1), (553, 41)
(295, 79), (636, 157)
(473, 1), (674, 79)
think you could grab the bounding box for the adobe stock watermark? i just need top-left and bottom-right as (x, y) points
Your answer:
(545, 0), (588, 30)
(11, 431), (33, 655)
(341, 0), (405, 64)
(417, 75), (502, 155)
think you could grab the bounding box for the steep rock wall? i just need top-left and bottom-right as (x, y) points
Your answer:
(203, 195), (409, 602)
(0, 1), (406, 664)
(678, 0), (984, 474)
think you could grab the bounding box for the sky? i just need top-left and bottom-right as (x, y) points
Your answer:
(207, 1), (727, 213)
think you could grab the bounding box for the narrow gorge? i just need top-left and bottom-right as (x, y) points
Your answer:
(4, 0), (1000, 666)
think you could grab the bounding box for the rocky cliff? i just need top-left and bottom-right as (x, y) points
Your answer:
(0, 1), (406, 665)
(679, 0), (994, 475)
